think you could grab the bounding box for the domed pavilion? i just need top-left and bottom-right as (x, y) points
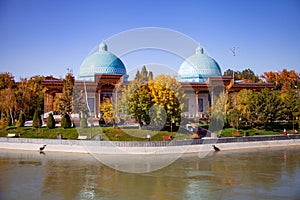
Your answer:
(42, 41), (274, 121)
(78, 42), (127, 81)
(177, 46), (222, 82)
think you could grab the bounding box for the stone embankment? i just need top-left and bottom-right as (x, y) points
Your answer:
(0, 135), (299, 155)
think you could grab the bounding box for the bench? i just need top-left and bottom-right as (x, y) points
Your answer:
(78, 135), (88, 140)
(232, 132), (241, 137)
(289, 130), (298, 134)
(190, 134), (200, 139)
(163, 135), (173, 140)
(7, 133), (17, 138)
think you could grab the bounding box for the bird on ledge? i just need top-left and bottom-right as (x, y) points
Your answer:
(39, 145), (46, 152)
(212, 145), (220, 151)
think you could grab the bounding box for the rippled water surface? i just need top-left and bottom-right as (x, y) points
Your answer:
(1, 146), (300, 200)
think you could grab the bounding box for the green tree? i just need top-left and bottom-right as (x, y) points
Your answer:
(32, 109), (42, 128)
(58, 73), (74, 115)
(250, 89), (282, 128)
(119, 67), (153, 129)
(282, 89), (300, 130)
(80, 114), (87, 128)
(227, 89), (256, 129)
(47, 113), (56, 129)
(223, 68), (260, 82)
(128, 83), (153, 128)
(120, 67), (185, 131)
(241, 68), (260, 82)
(18, 112), (26, 127)
(209, 92), (227, 134)
(73, 87), (89, 117)
(61, 113), (71, 129)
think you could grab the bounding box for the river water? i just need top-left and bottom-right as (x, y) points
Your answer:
(0, 146), (300, 200)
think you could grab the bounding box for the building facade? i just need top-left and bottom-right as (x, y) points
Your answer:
(42, 42), (274, 119)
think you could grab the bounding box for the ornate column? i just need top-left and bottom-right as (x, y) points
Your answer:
(97, 89), (101, 117)
(195, 91), (199, 116)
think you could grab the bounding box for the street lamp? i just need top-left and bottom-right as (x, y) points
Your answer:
(170, 118), (175, 133)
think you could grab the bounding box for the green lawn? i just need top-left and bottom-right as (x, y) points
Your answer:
(0, 126), (78, 139)
(220, 128), (282, 137)
(1, 123), (298, 141)
(220, 122), (299, 137)
(0, 126), (191, 141)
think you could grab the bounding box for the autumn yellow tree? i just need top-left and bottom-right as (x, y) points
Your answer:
(120, 66), (185, 131)
(261, 69), (300, 91)
(149, 75), (185, 130)
(0, 73), (17, 125)
(100, 97), (114, 124)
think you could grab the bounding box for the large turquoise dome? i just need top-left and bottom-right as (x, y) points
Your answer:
(177, 46), (222, 82)
(78, 42), (127, 81)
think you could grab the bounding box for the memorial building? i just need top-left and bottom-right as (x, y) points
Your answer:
(42, 42), (274, 121)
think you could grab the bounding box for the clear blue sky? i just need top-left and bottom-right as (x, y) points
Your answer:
(0, 0), (299, 80)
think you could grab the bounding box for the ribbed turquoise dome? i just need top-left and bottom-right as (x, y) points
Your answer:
(177, 46), (221, 82)
(78, 42), (127, 81)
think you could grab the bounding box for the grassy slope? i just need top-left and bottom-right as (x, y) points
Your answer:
(1, 122), (298, 141)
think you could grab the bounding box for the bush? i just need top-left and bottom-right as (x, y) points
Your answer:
(7, 116), (12, 126)
(61, 113), (71, 129)
(47, 113), (56, 129)
(18, 112), (26, 127)
(99, 117), (105, 127)
(0, 118), (9, 128)
(32, 110), (42, 128)
(80, 115), (87, 128)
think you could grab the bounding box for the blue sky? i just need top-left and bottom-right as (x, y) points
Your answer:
(0, 0), (299, 80)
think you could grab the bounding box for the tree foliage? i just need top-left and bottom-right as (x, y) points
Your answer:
(282, 89), (300, 122)
(100, 97), (114, 124)
(15, 76), (45, 119)
(47, 113), (56, 129)
(0, 88), (17, 124)
(120, 66), (185, 131)
(18, 112), (26, 127)
(223, 68), (260, 82)
(80, 114), (87, 128)
(227, 89), (254, 129)
(261, 69), (300, 91)
(73, 87), (89, 117)
(209, 92), (227, 134)
(226, 88), (284, 129)
(58, 73), (74, 115)
(0, 72), (15, 90)
(61, 113), (71, 129)
(149, 75), (184, 128)
(32, 109), (42, 128)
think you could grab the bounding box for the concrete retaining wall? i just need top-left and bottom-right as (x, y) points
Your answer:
(0, 135), (300, 155)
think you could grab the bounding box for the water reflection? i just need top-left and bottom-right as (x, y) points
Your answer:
(0, 146), (300, 200)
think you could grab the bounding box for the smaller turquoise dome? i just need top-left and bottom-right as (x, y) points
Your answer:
(78, 42), (127, 81)
(177, 46), (222, 82)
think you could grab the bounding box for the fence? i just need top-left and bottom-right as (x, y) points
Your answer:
(1, 134), (300, 147)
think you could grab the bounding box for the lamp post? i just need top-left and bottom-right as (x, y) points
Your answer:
(170, 118), (175, 133)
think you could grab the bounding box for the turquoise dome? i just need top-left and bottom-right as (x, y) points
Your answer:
(78, 42), (127, 81)
(177, 46), (222, 82)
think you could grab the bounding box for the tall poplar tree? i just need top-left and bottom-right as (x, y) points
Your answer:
(58, 73), (74, 115)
